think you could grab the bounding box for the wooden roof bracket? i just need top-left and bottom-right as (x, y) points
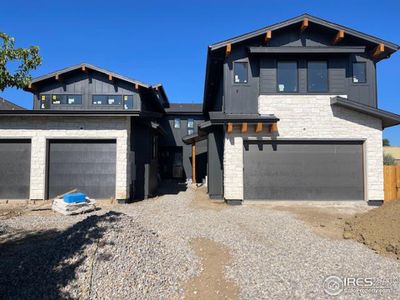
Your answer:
(135, 83), (139, 90)
(81, 65), (88, 73)
(227, 122), (233, 133)
(255, 122), (263, 133)
(55, 74), (62, 82)
(265, 30), (272, 43)
(241, 122), (248, 133)
(300, 18), (309, 32)
(225, 43), (232, 57)
(332, 30), (345, 45)
(371, 43), (385, 59)
(108, 74), (113, 81)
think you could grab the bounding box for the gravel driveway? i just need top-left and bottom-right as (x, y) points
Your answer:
(1, 186), (399, 299)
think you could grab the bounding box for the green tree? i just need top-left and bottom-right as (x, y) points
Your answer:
(383, 153), (396, 166)
(0, 32), (41, 91)
(383, 138), (391, 146)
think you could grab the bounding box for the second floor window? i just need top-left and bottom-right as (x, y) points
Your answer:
(308, 61), (328, 92)
(233, 62), (248, 84)
(277, 61), (298, 92)
(174, 118), (181, 129)
(187, 118), (194, 129)
(50, 94), (82, 105)
(92, 95), (123, 105)
(352, 62), (366, 83)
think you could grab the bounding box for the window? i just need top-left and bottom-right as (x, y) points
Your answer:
(307, 61), (328, 92)
(353, 62), (366, 83)
(51, 94), (82, 105)
(187, 118), (194, 129)
(233, 62), (248, 84)
(174, 118), (181, 129)
(277, 61), (298, 92)
(39, 94), (50, 109)
(92, 95), (122, 105)
(123, 95), (134, 110)
(187, 129), (194, 135)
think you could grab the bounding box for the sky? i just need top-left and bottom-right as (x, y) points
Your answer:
(0, 0), (399, 144)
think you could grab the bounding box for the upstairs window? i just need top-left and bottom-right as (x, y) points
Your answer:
(187, 118), (194, 135)
(233, 62), (248, 84)
(51, 94), (82, 105)
(277, 61), (298, 92)
(352, 62), (366, 83)
(123, 95), (134, 109)
(307, 61), (328, 92)
(92, 95), (123, 105)
(174, 118), (181, 129)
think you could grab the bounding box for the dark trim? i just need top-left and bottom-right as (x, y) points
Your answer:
(249, 46), (366, 54)
(368, 200), (383, 206)
(244, 139), (364, 145)
(225, 199), (242, 205)
(331, 96), (400, 128)
(209, 111), (279, 124)
(209, 194), (223, 200)
(0, 110), (162, 118)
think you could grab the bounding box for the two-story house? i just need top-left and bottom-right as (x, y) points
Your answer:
(198, 14), (400, 204)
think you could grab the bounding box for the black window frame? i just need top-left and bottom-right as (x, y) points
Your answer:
(307, 60), (329, 93)
(352, 62), (367, 84)
(233, 61), (249, 84)
(92, 95), (123, 106)
(187, 118), (194, 129)
(50, 94), (82, 105)
(276, 61), (299, 93)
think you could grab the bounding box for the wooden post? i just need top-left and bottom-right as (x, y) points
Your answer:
(192, 143), (196, 184)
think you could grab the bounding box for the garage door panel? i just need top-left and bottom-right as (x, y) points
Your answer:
(244, 141), (364, 200)
(48, 140), (116, 199)
(0, 140), (31, 199)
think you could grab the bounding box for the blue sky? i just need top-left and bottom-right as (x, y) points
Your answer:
(1, 0), (399, 144)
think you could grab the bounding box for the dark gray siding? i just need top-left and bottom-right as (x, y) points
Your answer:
(0, 140), (31, 199)
(47, 140), (116, 199)
(34, 71), (141, 110)
(243, 140), (364, 200)
(207, 126), (224, 199)
(159, 115), (207, 181)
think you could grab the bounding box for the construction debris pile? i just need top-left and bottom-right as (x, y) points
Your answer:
(52, 192), (96, 216)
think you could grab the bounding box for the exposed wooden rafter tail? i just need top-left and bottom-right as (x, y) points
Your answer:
(332, 30), (345, 45)
(55, 74), (62, 82)
(225, 43), (232, 57)
(135, 83), (139, 90)
(371, 43), (385, 59)
(227, 122), (233, 133)
(81, 65), (88, 73)
(108, 74), (113, 81)
(255, 122), (263, 133)
(265, 30), (272, 43)
(241, 122), (248, 133)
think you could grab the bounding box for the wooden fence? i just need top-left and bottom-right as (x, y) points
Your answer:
(384, 165), (400, 202)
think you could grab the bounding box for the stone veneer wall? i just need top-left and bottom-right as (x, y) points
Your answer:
(223, 95), (384, 201)
(0, 116), (130, 200)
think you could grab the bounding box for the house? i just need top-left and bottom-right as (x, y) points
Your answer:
(189, 14), (400, 205)
(0, 14), (400, 205)
(384, 146), (400, 165)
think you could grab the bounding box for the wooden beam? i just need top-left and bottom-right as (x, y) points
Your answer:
(371, 43), (385, 58)
(332, 30), (345, 45)
(227, 122), (233, 133)
(225, 43), (232, 57)
(300, 18), (309, 32)
(270, 122), (278, 133)
(241, 122), (248, 133)
(265, 30), (272, 43)
(81, 65), (88, 73)
(108, 74), (113, 81)
(192, 143), (196, 184)
(135, 83), (139, 90)
(55, 74), (62, 82)
(255, 122), (263, 133)
(27, 82), (36, 91)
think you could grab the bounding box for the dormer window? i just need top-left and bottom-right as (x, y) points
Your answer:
(233, 62), (248, 84)
(277, 61), (298, 92)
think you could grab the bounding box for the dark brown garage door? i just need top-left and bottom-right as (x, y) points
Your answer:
(0, 139), (31, 199)
(48, 140), (116, 199)
(243, 140), (364, 200)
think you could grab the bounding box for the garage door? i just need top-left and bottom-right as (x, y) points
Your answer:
(0, 140), (31, 199)
(244, 140), (364, 200)
(48, 140), (116, 199)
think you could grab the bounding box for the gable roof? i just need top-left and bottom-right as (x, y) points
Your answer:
(209, 13), (399, 52)
(0, 97), (26, 110)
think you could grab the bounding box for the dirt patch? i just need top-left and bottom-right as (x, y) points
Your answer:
(183, 238), (239, 300)
(190, 186), (228, 212)
(273, 205), (365, 240)
(344, 200), (400, 259)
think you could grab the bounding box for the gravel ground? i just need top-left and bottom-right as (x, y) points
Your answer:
(1, 186), (399, 299)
